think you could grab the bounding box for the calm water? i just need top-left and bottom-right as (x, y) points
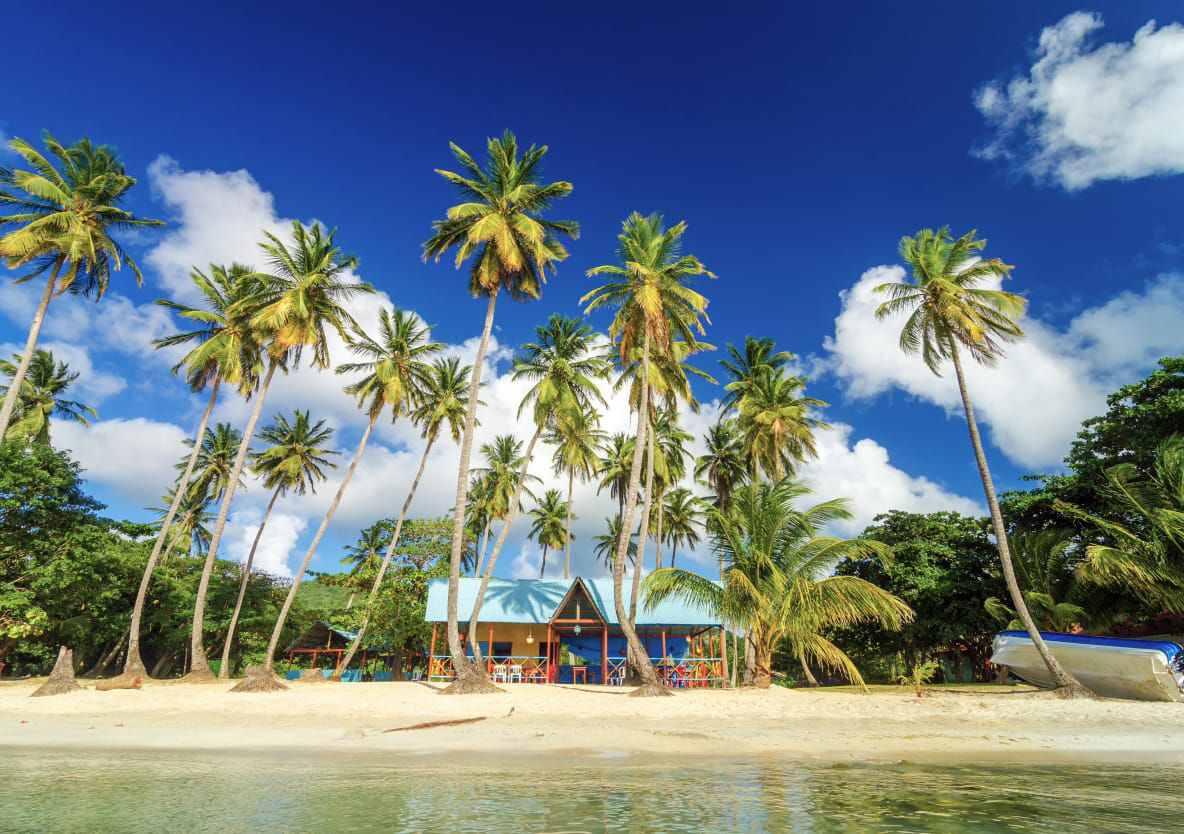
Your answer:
(2, 749), (1182, 833)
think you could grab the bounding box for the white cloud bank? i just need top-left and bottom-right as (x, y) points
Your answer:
(975, 12), (1184, 189)
(823, 265), (1184, 470)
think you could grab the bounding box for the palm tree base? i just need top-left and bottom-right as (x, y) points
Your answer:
(179, 667), (219, 683)
(229, 665), (289, 693)
(628, 681), (674, 698)
(1051, 682), (1095, 700)
(441, 668), (503, 695)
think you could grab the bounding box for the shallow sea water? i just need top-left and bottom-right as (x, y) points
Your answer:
(2, 749), (1183, 833)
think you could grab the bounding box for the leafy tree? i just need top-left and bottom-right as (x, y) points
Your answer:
(0, 131), (162, 440)
(528, 489), (569, 578)
(832, 510), (1006, 682)
(984, 530), (1087, 632)
(661, 487), (702, 570)
(423, 130), (577, 693)
(874, 226), (1088, 696)
(736, 367), (828, 480)
(597, 433), (635, 517)
(694, 418), (746, 512)
(549, 416), (605, 579)
(0, 349), (96, 444)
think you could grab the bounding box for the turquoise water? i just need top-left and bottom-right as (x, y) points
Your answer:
(2, 749), (1182, 832)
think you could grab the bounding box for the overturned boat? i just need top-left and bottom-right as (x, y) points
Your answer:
(991, 630), (1184, 702)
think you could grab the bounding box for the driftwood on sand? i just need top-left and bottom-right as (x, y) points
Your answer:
(31, 646), (81, 697)
(382, 716), (487, 733)
(96, 675), (143, 691)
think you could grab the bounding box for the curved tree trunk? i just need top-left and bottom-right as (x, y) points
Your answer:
(629, 420), (657, 624)
(798, 647), (819, 687)
(730, 629), (739, 688)
(655, 491), (664, 571)
(473, 517), (491, 578)
(187, 361), (277, 679)
(612, 331), (668, 696)
(218, 483), (282, 679)
(260, 414), (378, 675)
(333, 435), (437, 678)
(0, 260), (60, 440)
(462, 425), (543, 676)
(563, 470), (574, 579)
(539, 544), (548, 579)
(949, 346), (1090, 698)
(719, 625), (729, 689)
(445, 292), (500, 694)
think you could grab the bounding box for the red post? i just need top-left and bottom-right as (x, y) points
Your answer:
(661, 629), (667, 668)
(546, 624), (552, 683)
(488, 625), (494, 675)
(429, 622), (437, 679)
(601, 627), (608, 686)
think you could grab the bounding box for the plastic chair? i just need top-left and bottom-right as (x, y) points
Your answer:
(508, 664), (523, 682)
(491, 664), (508, 682)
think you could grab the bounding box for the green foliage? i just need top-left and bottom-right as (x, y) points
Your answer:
(897, 658), (940, 697)
(832, 511), (1006, 682)
(0, 349), (96, 444)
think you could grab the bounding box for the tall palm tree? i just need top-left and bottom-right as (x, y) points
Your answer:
(333, 356), (473, 677)
(470, 434), (537, 577)
(529, 489), (570, 578)
(736, 367), (829, 480)
(189, 222), (370, 679)
(0, 131), (163, 440)
(257, 307), (439, 678)
(123, 264), (262, 677)
(149, 487), (214, 564)
(661, 488), (702, 570)
(874, 226), (1088, 697)
(218, 410), (337, 678)
(549, 418), (606, 578)
(597, 433), (635, 518)
(647, 409), (693, 570)
(466, 471), (496, 577)
(423, 131), (577, 693)
(645, 479), (913, 688)
(719, 335), (795, 414)
(466, 316), (609, 668)
(342, 521), (393, 578)
(0, 349), (95, 444)
(594, 514), (637, 571)
(694, 418), (747, 511)
(583, 211), (713, 695)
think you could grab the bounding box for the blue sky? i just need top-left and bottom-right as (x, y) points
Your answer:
(2, 2), (1183, 580)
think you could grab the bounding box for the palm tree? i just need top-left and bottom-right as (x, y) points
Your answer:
(736, 367), (829, 480)
(594, 514), (637, 571)
(645, 479), (913, 688)
(1064, 437), (1184, 614)
(342, 521), (393, 578)
(0, 131), (163, 440)
(719, 336), (795, 413)
(661, 488), (702, 570)
(874, 226), (1089, 696)
(694, 418), (746, 511)
(583, 211), (713, 695)
(123, 264), (262, 677)
(149, 487), (213, 564)
(529, 489), (570, 578)
(0, 349), (95, 444)
(470, 435), (537, 577)
(333, 355), (473, 677)
(549, 418), (606, 578)
(257, 307), (438, 679)
(189, 222), (370, 679)
(423, 130), (577, 693)
(648, 409), (693, 570)
(985, 530), (1087, 632)
(218, 410), (337, 678)
(597, 433), (635, 517)
(466, 317), (609, 664)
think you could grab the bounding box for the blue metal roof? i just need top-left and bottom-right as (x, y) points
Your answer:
(424, 577), (721, 627)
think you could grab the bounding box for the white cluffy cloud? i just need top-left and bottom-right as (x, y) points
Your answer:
(975, 12), (1184, 189)
(823, 265), (1184, 470)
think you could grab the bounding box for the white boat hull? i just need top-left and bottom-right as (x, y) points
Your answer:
(990, 631), (1184, 702)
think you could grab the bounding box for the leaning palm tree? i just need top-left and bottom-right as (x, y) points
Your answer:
(874, 226), (1089, 697)
(123, 264), (262, 678)
(549, 417), (606, 578)
(465, 316), (609, 667)
(333, 356), (473, 677)
(985, 530), (1087, 633)
(218, 410), (337, 678)
(423, 130), (577, 693)
(253, 307), (439, 682)
(736, 367), (829, 481)
(529, 489), (570, 578)
(661, 488), (702, 570)
(0, 349), (95, 444)
(583, 211), (713, 696)
(645, 478), (913, 688)
(189, 222), (370, 679)
(694, 418), (747, 512)
(0, 131), (163, 440)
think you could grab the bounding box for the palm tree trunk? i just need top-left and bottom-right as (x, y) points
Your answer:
(160, 523), (188, 564)
(730, 630), (739, 687)
(345, 592), (356, 609)
(445, 292), (500, 693)
(629, 421), (657, 624)
(261, 414), (378, 674)
(474, 517), (491, 578)
(333, 435), (437, 678)
(464, 425), (543, 671)
(798, 648), (819, 687)
(670, 542), (677, 570)
(949, 345), (1090, 698)
(655, 493), (665, 571)
(612, 330), (668, 696)
(187, 361), (277, 679)
(719, 625), (729, 689)
(564, 470), (574, 579)
(753, 636), (773, 689)
(0, 258), (61, 440)
(218, 483), (282, 679)
(539, 544), (548, 579)
(126, 371), (219, 678)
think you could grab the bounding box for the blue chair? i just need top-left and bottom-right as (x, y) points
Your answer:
(285, 669), (302, 680)
(340, 669), (362, 682)
(373, 670), (393, 682)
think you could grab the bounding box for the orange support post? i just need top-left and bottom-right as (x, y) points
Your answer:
(601, 627), (608, 686)
(546, 624), (552, 683)
(661, 629), (667, 666)
(429, 622), (437, 679)
(488, 625), (494, 675)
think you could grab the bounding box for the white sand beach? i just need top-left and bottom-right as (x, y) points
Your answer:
(3, 679), (1183, 764)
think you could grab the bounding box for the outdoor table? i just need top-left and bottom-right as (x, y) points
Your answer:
(571, 666), (588, 684)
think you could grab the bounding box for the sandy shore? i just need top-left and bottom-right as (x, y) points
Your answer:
(2, 678), (1183, 765)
